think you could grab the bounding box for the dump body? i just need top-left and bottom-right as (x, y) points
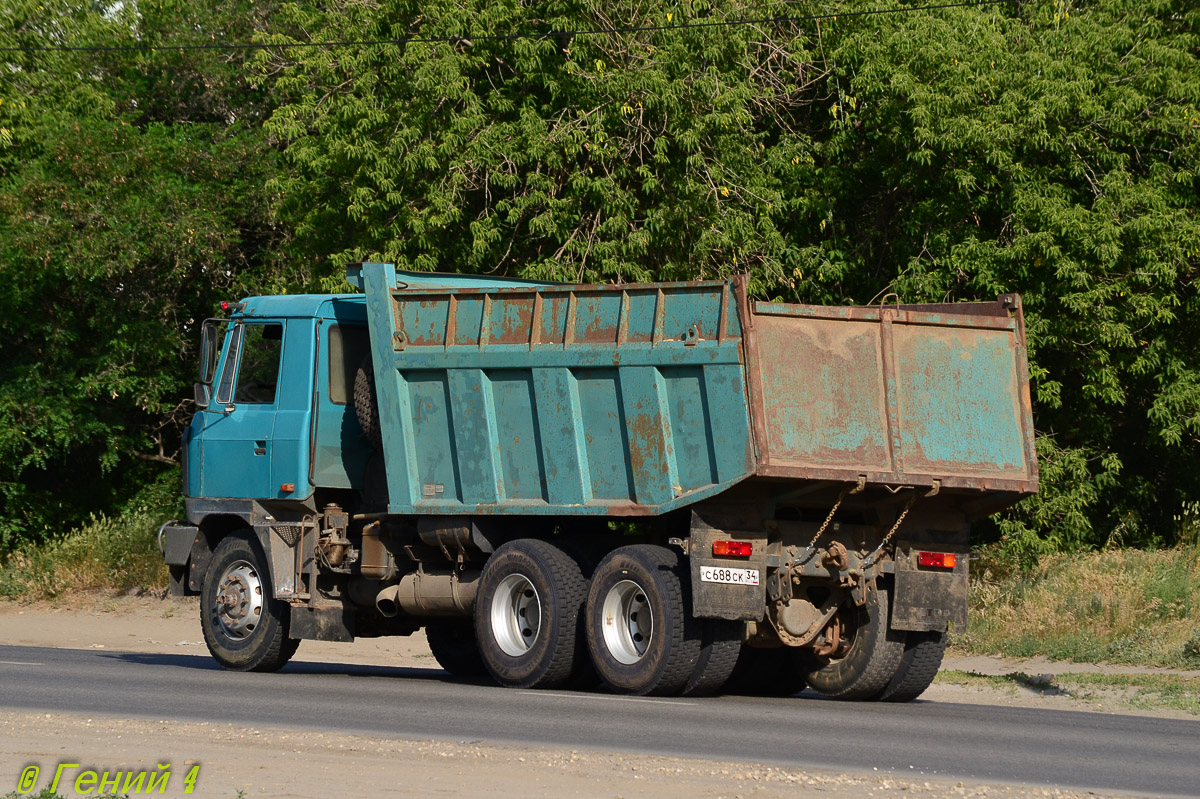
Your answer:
(349, 262), (1036, 518)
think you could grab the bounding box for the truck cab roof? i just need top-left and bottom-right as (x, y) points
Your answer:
(233, 294), (366, 321)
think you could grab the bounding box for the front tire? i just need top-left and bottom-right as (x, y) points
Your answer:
(585, 545), (701, 696)
(200, 532), (298, 672)
(804, 587), (904, 700)
(474, 539), (588, 689)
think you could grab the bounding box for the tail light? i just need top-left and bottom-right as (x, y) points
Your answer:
(713, 540), (753, 558)
(917, 551), (958, 569)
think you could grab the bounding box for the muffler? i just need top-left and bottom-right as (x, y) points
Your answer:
(375, 569), (480, 617)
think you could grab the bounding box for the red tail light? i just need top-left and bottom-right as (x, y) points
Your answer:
(713, 540), (753, 558)
(918, 551), (958, 569)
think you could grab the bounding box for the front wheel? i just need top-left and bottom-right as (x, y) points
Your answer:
(585, 545), (701, 696)
(200, 532), (299, 672)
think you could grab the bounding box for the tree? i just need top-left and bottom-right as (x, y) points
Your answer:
(0, 0), (290, 547)
(805, 0), (1200, 550)
(254, 0), (823, 290)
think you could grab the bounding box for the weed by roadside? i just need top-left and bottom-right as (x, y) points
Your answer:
(957, 545), (1200, 669)
(0, 478), (175, 600)
(0, 506), (168, 600)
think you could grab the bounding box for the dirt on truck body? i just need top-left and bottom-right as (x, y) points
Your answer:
(160, 262), (1036, 700)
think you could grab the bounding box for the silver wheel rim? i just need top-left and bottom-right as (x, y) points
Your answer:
(213, 559), (264, 639)
(491, 573), (542, 657)
(601, 579), (653, 665)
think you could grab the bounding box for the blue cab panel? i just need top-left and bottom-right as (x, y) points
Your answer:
(189, 295), (368, 501)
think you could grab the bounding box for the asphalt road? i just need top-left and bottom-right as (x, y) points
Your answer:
(1, 644), (1197, 797)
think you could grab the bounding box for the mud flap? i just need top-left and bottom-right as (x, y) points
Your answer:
(161, 524), (203, 597)
(290, 604), (355, 642)
(688, 510), (768, 621)
(891, 546), (968, 632)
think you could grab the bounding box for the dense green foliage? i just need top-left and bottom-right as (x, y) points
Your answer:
(0, 0), (290, 546)
(1, 0), (1198, 553)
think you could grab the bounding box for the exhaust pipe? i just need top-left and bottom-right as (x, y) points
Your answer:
(376, 584), (403, 617)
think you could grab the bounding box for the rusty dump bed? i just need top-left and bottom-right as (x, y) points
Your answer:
(349, 263), (1037, 517)
(744, 297), (1038, 495)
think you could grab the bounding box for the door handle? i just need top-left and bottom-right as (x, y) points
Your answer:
(254, 440), (267, 456)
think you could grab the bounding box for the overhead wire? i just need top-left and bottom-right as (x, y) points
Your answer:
(0, 0), (1017, 54)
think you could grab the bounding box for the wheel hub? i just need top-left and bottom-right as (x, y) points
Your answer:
(213, 561), (263, 639)
(490, 573), (542, 657)
(601, 580), (653, 665)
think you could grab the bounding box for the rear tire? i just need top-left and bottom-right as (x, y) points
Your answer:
(200, 532), (299, 672)
(474, 540), (588, 689)
(874, 630), (947, 702)
(426, 621), (488, 678)
(804, 588), (904, 700)
(585, 545), (701, 696)
(682, 619), (742, 696)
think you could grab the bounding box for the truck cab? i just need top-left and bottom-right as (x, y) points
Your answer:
(185, 295), (370, 504)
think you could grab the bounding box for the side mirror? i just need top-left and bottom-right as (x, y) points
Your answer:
(194, 382), (212, 409)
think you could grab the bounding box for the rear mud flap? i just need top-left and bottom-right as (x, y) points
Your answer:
(891, 547), (968, 632)
(688, 510), (768, 621)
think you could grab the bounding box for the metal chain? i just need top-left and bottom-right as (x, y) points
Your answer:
(808, 486), (852, 550)
(864, 493), (917, 568)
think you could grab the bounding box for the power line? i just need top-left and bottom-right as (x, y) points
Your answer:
(0, 0), (1016, 54)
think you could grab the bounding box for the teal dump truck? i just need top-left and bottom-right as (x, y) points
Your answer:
(160, 262), (1037, 699)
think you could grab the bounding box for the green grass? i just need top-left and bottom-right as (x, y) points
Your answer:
(955, 545), (1200, 669)
(0, 508), (169, 601)
(935, 670), (1200, 715)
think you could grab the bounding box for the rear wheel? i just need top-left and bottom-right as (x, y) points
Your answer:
(474, 540), (588, 689)
(426, 620), (487, 678)
(682, 619), (742, 696)
(874, 630), (947, 702)
(200, 532), (299, 672)
(804, 587), (904, 700)
(585, 545), (701, 696)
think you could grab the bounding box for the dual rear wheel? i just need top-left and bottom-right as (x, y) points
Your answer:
(472, 541), (741, 696)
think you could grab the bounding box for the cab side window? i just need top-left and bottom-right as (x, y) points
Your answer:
(233, 323), (283, 404)
(328, 325), (370, 405)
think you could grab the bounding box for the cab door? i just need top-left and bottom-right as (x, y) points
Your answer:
(198, 321), (284, 499)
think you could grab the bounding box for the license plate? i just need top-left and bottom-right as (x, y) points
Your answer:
(699, 566), (760, 586)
